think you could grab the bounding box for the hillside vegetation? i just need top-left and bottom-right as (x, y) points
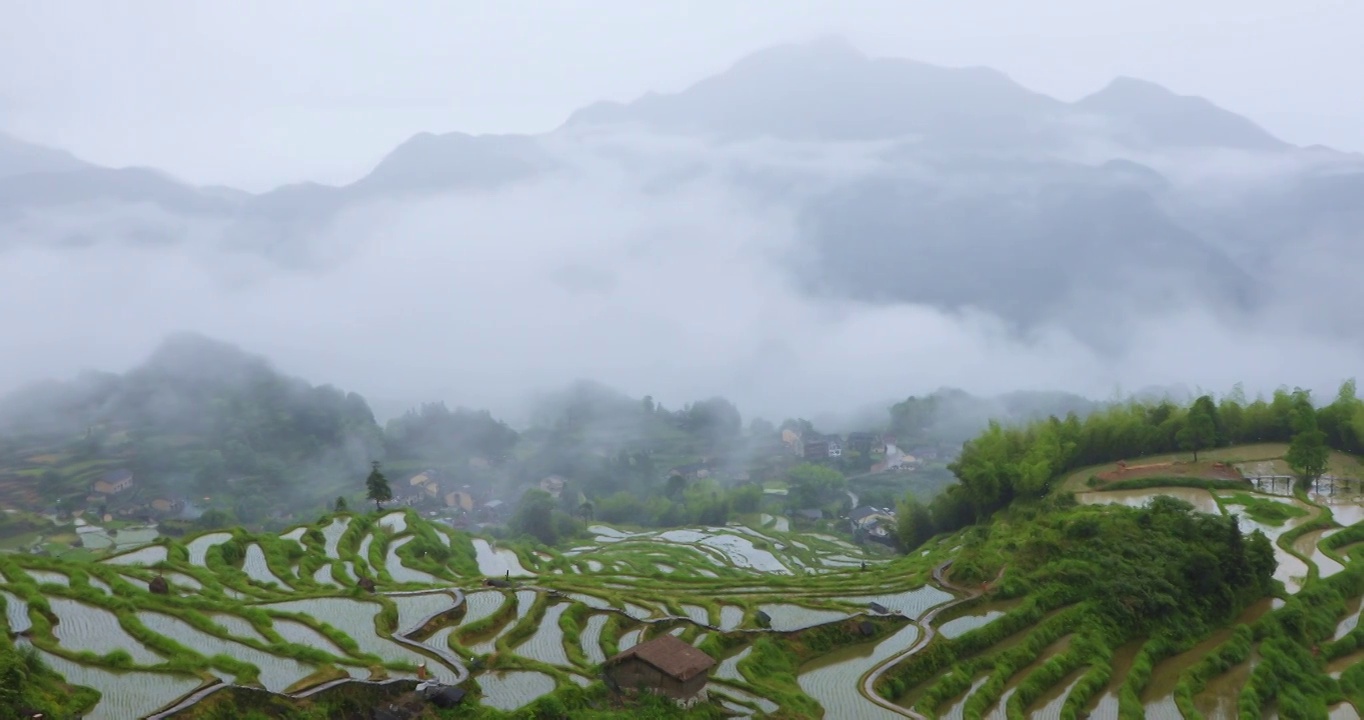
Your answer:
(897, 383), (1364, 547)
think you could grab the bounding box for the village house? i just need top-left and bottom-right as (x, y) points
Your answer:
(443, 490), (475, 512)
(781, 428), (802, 453)
(668, 461), (713, 481)
(539, 475), (566, 498)
(406, 471), (441, 501)
(603, 634), (716, 705)
(800, 435), (830, 461)
(850, 505), (898, 546)
(150, 497), (185, 514)
(92, 469), (134, 495)
(845, 432), (877, 456)
(478, 499), (506, 522)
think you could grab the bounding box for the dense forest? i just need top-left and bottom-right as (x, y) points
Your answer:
(897, 383), (1363, 548)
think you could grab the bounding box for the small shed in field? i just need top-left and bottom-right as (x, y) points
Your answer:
(603, 634), (716, 704)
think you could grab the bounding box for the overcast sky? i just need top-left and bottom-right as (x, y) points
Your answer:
(1, 0), (1360, 191)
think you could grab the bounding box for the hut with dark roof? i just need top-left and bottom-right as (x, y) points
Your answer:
(357, 576), (376, 593)
(603, 634), (716, 704)
(148, 575), (169, 595)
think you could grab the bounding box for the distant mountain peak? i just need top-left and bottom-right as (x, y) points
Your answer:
(0, 130), (92, 178)
(1074, 77), (1289, 151)
(563, 39), (1059, 142)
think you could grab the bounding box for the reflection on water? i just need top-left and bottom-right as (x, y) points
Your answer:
(26, 643), (201, 720)
(798, 622), (920, 720)
(1029, 667), (1087, 719)
(1293, 528), (1345, 579)
(1142, 599), (1272, 719)
(1084, 640), (1143, 717)
(981, 636), (1072, 720)
(1194, 651), (1259, 719)
(477, 670), (555, 711)
(1076, 487), (1221, 515)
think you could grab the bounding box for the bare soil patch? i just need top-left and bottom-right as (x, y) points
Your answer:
(1096, 460), (1244, 484)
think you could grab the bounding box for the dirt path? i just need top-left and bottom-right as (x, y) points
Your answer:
(859, 560), (1004, 719)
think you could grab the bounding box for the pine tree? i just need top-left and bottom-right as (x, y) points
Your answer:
(365, 462), (392, 511)
(335, 496), (348, 512)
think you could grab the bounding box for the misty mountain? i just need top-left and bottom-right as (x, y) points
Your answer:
(1072, 77), (1290, 151)
(0, 131), (91, 178)
(0, 332), (381, 451)
(2, 37), (1362, 353)
(566, 36), (1063, 147)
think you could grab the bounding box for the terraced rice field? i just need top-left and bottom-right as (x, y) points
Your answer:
(6, 485), (1352, 719)
(0, 507), (953, 717)
(878, 484), (1363, 720)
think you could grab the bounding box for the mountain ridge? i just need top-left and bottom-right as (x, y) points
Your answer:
(0, 37), (1306, 204)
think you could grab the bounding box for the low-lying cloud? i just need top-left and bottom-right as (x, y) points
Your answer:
(1, 135), (1359, 424)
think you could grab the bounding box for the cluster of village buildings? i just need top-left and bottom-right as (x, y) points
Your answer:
(78, 426), (935, 545)
(82, 468), (186, 522)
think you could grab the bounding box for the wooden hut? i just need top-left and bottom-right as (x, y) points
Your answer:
(148, 575), (170, 595)
(357, 577), (376, 593)
(603, 635), (716, 705)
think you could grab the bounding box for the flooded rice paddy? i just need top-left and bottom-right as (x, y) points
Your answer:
(48, 597), (163, 665)
(472, 538), (532, 577)
(104, 544), (169, 567)
(320, 517), (349, 558)
(937, 601), (1014, 639)
(799, 621), (921, 719)
(29, 643), (203, 720)
(384, 536), (442, 584)
(514, 602), (571, 665)
(4, 487), (1354, 719)
(241, 544), (286, 586)
(186, 532), (230, 565)
(138, 611), (316, 690)
(390, 590), (458, 633)
(2, 589), (31, 632)
(477, 670), (555, 711)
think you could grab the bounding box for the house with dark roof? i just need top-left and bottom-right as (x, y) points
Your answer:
(603, 634), (716, 704)
(92, 469), (134, 495)
(841, 432), (874, 458)
(667, 460), (713, 480)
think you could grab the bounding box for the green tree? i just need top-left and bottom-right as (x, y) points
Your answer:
(895, 495), (935, 549)
(786, 463), (847, 510)
(1286, 421), (1329, 488)
(1284, 390), (1329, 488)
(1178, 395), (1219, 461)
(334, 496), (348, 512)
(510, 489), (579, 546)
(365, 461), (393, 511)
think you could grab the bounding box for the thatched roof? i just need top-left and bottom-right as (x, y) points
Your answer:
(605, 635), (715, 682)
(148, 575), (170, 594)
